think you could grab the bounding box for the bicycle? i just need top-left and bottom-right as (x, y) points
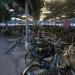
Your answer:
(25, 38), (55, 66)
(23, 41), (75, 75)
(24, 37), (63, 66)
(16, 26), (25, 47)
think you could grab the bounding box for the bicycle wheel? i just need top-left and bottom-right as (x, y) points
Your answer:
(16, 37), (24, 47)
(22, 64), (50, 75)
(25, 51), (33, 66)
(25, 50), (40, 66)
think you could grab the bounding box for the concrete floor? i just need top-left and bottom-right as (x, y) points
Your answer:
(0, 36), (18, 75)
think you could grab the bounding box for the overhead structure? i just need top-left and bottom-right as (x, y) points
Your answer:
(44, 0), (75, 20)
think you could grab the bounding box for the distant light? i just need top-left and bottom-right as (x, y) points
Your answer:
(28, 18), (33, 21)
(11, 17), (21, 20)
(16, 18), (21, 20)
(73, 23), (75, 26)
(45, 0), (52, 2)
(42, 11), (52, 14)
(39, 18), (44, 21)
(21, 15), (26, 18)
(51, 0), (66, 3)
(39, 14), (46, 21)
(56, 17), (60, 19)
(41, 7), (47, 11)
(40, 14), (46, 18)
(45, 0), (66, 3)
(9, 9), (14, 12)
(39, 17), (45, 21)
(61, 15), (66, 18)
(11, 17), (15, 20)
(73, 12), (75, 14)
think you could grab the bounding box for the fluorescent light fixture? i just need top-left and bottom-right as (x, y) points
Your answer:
(45, 0), (52, 2)
(39, 18), (44, 21)
(40, 17), (46, 21)
(41, 7), (47, 11)
(40, 14), (46, 18)
(11, 17), (15, 20)
(39, 14), (47, 21)
(73, 12), (75, 14)
(16, 18), (21, 20)
(28, 18), (33, 21)
(11, 17), (21, 20)
(45, 0), (66, 3)
(61, 15), (66, 18)
(21, 15), (26, 18)
(56, 17), (60, 19)
(42, 11), (52, 14)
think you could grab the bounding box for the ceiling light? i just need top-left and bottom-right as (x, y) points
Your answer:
(42, 11), (52, 14)
(28, 18), (33, 21)
(21, 15), (26, 18)
(40, 14), (46, 18)
(56, 17), (60, 19)
(45, 0), (52, 2)
(61, 15), (66, 18)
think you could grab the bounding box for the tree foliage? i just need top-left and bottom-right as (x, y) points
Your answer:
(0, 0), (24, 22)
(0, 3), (11, 22)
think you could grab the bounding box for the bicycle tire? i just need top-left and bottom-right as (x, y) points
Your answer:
(22, 64), (50, 75)
(16, 41), (24, 47)
(16, 37), (25, 47)
(25, 50), (40, 66)
(25, 51), (34, 66)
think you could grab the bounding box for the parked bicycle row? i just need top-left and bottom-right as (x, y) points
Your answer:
(21, 35), (75, 75)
